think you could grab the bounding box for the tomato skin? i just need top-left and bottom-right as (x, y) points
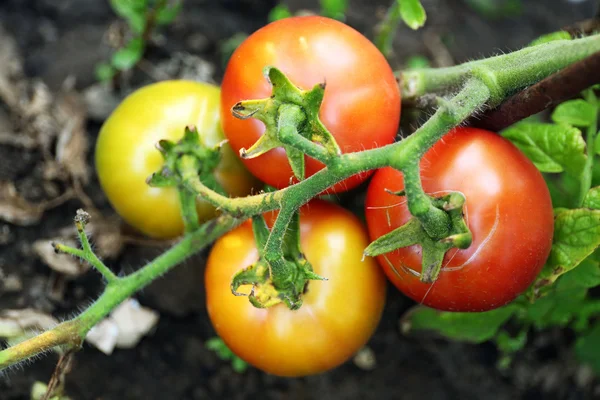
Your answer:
(221, 16), (401, 193)
(365, 127), (554, 312)
(96, 81), (258, 239)
(205, 200), (386, 377)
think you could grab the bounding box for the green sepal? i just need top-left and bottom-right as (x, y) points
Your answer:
(231, 210), (326, 310)
(230, 66), (341, 181)
(364, 191), (472, 284)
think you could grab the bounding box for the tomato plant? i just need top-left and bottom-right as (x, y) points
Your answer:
(365, 127), (555, 312)
(205, 200), (387, 376)
(220, 15), (401, 192)
(95, 80), (258, 239)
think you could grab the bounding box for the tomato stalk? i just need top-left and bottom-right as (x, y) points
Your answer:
(0, 213), (242, 370)
(401, 34), (600, 103)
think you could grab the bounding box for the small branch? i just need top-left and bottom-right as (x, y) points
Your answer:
(0, 215), (242, 370)
(52, 210), (118, 283)
(471, 51), (600, 131)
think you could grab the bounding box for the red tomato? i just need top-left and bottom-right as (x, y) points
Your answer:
(365, 127), (554, 312)
(221, 16), (400, 193)
(205, 200), (386, 376)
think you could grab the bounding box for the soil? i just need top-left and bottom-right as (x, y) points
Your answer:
(0, 0), (599, 399)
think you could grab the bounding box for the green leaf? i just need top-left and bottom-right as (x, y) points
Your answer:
(111, 38), (145, 70)
(320, 0), (348, 20)
(583, 187), (600, 209)
(398, 0), (426, 30)
(95, 62), (116, 82)
(205, 337), (249, 374)
(402, 305), (516, 343)
(526, 284), (587, 329)
(110, 0), (147, 34)
(542, 209), (600, 282)
(502, 122), (586, 176)
(231, 357), (249, 373)
(529, 31), (571, 47)
(464, 0), (522, 19)
(559, 259), (600, 289)
(268, 4), (292, 22)
(575, 321), (600, 374)
(551, 99), (597, 127)
(405, 55), (430, 70)
(155, 0), (182, 25)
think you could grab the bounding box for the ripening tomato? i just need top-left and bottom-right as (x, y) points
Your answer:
(365, 127), (554, 312)
(205, 200), (386, 377)
(221, 16), (400, 193)
(96, 81), (259, 239)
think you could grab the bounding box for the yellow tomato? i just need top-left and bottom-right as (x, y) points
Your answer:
(205, 200), (387, 377)
(96, 80), (259, 239)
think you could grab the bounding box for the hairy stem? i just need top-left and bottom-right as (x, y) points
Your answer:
(402, 34), (600, 102)
(0, 215), (242, 370)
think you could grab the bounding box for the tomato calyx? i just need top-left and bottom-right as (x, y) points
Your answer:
(231, 67), (341, 181)
(364, 191), (472, 283)
(230, 212), (326, 310)
(147, 125), (226, 195)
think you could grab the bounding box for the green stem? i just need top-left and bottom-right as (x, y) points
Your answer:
(579, 89), (599, 206)
(402, 161), (450, 240)
(374, 0), (402, 57)
(0, 215), (242, 370)
(263, 202), (295, 289)
(55, 212), (118, 283)
(278, 104), (331, 164)
(402, 35), (600, 103)
(178, 187), (200, 233)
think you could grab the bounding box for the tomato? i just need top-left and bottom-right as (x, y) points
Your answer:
(205, 200), (386, 376)
(96, 81), (258, 239)
(221, 16), (400, 193)
(365, 127), (554, 312)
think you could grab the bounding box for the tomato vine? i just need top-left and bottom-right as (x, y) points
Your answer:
(1, 15), (599, 379)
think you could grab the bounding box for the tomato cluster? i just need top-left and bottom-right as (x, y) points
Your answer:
(96, 15), (554, 377)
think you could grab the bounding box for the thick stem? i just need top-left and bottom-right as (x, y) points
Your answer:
(178, 187), (200, 233)
(263, 202), (295, 289)
(403, 161), (450, 240)
(402, 34), (600, 102)
(0, 321), (81, 370)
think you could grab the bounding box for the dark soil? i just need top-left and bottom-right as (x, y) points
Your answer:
(0, 1), (598, 399)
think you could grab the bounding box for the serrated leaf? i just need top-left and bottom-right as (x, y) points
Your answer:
(529, 31), (571, 47)
(583, 187), (600, 209)
(403, 305), (516, 343)
(268, 4), (292, 22)
(111, 38), (145, 70)
(320, 0), (348, 20)
(502, 122), (586, 176)
(543, 209), (600, 282)
(551, 99), (597, 127)
(575, 321), (600, 374)
(398, 0), (426, 30)
(156, 1), (182, 25)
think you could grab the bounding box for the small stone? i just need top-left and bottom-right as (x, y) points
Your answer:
(353, 346), (377, 371)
